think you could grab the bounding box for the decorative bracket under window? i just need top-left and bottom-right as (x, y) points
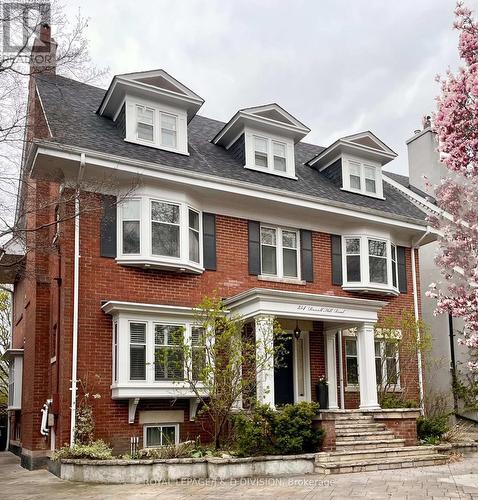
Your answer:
(189, 397), (201, 421)
(128, 397), (140, 424)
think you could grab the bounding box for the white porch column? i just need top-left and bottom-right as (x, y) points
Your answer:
(357, 322), (380, 409)
(255, 315), (275, 407)
(325, 331), (339, 409)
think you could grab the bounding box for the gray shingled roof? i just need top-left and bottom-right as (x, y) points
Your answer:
(36, 75), (427, 223)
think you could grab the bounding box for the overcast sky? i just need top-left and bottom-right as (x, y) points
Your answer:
(64, 0), (476, 175)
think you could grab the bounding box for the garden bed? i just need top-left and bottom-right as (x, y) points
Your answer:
(57, 453), (317, 483)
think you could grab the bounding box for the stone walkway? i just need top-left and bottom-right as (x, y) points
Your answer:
(1, 452), (478, 499)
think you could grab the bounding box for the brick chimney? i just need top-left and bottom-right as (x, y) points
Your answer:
(406, 116), (444, 193)
(30, 22), (57, 75)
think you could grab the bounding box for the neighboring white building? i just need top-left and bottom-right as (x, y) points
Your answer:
(384, 119), (477, 422)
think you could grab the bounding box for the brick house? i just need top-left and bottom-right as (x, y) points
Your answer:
(1, 28), (436, 470)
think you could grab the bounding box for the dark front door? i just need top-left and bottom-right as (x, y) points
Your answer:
(274, 334), (294, 405)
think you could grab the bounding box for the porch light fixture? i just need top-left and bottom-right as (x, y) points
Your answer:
(293, 321), (301, 340)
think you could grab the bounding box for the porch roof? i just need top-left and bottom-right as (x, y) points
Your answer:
(223, 288), (387, 324)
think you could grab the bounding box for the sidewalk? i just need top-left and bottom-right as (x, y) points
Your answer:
(1, 451), (477, 499)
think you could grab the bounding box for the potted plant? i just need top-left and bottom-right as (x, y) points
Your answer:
(315, 376), (328, 409)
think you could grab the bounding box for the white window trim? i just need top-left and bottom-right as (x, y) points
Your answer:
(259, 225), (301, 281)
(159, 111), (178, 149)
(124, 96), (189, 156)
(121, 198), (142, 256)
(143, 423), (180, 448)
(341, 155), (384, 199)
(244, 127), (297, 179)
(112, 314), (206, 399)
(117, 197), (204, 274)
(342, 235), (399, 296)
(136, 105), (155, 143)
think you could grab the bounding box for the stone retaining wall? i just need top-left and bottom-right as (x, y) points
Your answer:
(59, 454), (316, 483)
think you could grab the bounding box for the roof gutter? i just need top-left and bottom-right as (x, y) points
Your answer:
(30, 140), (429, 231)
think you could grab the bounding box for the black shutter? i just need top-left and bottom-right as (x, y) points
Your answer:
(248, 221), (261, 275)
(397, 246), (407, 293)
(300, 229), (313, 282)
(331, 235), (343, 285)
(100, 195), (117, 258)
(203, 213), (216, 271)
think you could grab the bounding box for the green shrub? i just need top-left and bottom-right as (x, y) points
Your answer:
(137, 441), (196, 459)
(417, 415), (450, 441)
(232, 402), (323, 456)
(380, 394), (417, 409)
(53, 440), (113, 461)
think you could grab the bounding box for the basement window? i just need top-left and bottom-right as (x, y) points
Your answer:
(144, 424), (179, 447)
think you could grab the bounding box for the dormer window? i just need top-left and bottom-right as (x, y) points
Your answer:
(137, 106), (154, 142)
(212, 103), (310, 180)
(307, 131), (397, 199)
(98, 69), (204, 156)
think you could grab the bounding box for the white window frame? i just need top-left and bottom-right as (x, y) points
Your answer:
(125, 97), (189, 155)
(374, 337), (401, 389)
(129, 321), (147, 382)
(260, 225), (301, 280)
(243, 127), (296, 179)
(143, 423), (180, 448)
(345, 337), (359, 386)
(151, 199), (181, 259)
(121, 198), (141, 255)
(342, 155), (384, 198)
(136, 105), (155, 143)
(342, 235), (399, 295)
(159, 112), (178, 149)
(117, 197), (203, 273)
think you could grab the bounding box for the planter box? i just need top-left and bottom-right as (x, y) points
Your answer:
(58, 454), (316, 484)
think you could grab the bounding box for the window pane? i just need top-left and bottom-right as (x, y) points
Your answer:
(349, 162), (361, 175)
(346, 358), (358, 384)
(161, 129), (177, 148)
(387, 358), (398, 384)
(138, 123), (153, 141)
(345, 339), (357, 356)
(261, 227), (276, 246)
(122, 200), (140, 220)
(254, 137), (267, 153)
(152, 222), (180, 257)
(255, 152), (268, 168)
(364, 166), (375, 179)
(162, 114), (177, 131)
(151, 201), (179, 224)
(130, 345), (146, 380)
(346, 238), (360, 254)
(375, 357), (382, 384)
(391, 245), (397, 287)
(350, 175), (361, 190)
(192, 327), (206, 381)
(369, 240), (387, 257)
(374, 341), (381, 356)
(123, 221), (140, 254)
(369, 256), (387, 284)
(189, 229), (200, 262)
(161, 426), (176, 445)
(365, 178), (376, 193)
(261, 246), (277, 275)
(138, 107), (153, 125)
(346, 255), (361, 282)
(273, 156), (287, 172)
(282, 230), (297, 249)
(283, 248), (298, 277)
(189, 210), (199, 231)
(146, 427), (161, 447)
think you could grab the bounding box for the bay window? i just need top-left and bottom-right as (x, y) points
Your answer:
(342, 235), (399, 294)
(260, 225), (300, 279)
(118, 197), (203, 272)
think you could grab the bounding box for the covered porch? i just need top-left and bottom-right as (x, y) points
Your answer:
(224, 288), (388, 411)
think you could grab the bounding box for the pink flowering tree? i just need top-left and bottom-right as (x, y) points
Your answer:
(428, 3), (478, 391)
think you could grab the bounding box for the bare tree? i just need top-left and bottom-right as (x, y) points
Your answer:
(0, 288), (11, 404)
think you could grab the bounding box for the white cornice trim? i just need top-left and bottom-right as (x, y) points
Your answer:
(31, 141), (428, 231)
(101, 301), (198, 316)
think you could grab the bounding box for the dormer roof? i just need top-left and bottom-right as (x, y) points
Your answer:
(307, 131), (397, 170)
(97, 69), (204, 121)
(212, 103), (310, 148)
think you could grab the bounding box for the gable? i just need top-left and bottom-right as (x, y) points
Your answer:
(136, 75), (188, 95)
(254, 109), (296, 126)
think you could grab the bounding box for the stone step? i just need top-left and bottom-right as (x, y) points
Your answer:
(315, 446), (439, 464)
(332, 414), (373, 421)
(335, 438), (406, 450)
(314, 453), (449, 475)
(336, 430), (396, 441)
(335, 423), (387, 432)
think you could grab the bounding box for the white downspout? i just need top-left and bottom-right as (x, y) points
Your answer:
(411, 228), (431, 415)
(70, 153), (85, 446)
